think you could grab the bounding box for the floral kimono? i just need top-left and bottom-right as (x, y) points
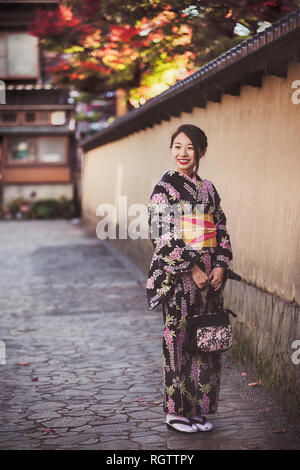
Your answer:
(146, 169), (233, 417)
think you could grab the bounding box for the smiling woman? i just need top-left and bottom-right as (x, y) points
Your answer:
(147, 124), (233, 434)
(170, 124), (208, 175)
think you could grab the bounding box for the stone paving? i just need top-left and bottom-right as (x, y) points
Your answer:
(0, 220), (299, 450)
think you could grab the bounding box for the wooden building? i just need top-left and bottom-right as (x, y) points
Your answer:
(0, 0), (78, 213)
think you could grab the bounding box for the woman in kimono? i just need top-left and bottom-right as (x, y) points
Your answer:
(147, 124), (233, 433)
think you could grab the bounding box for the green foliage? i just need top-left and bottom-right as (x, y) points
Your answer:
(75, 111), (105, 122)
(8, 197), (26, 219)
(7, 196), (75, 220)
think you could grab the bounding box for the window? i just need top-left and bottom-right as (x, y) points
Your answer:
(0, 110), (66, 125)
(25, 112), (35, 122)
(50, 111), (66, 125)
(7, 137), (36, 163)
(38, 138), (65, 163)
(1, 112), (17, 122)
(0, 33), (39, 78)
(7, 136), (66, 164)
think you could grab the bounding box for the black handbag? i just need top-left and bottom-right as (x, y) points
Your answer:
(184, 284), (237, 354)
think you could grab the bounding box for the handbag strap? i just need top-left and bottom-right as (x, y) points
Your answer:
(192, 281), (237, 319)
(194, 283), (224, 316)
(205, 284), (224, 312)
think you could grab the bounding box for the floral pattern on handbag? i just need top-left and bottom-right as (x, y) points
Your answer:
(185, 286), (237, 354)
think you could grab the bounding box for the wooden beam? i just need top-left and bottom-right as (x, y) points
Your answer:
(242, 71), (264, 88)
(0, 104), (74, 110)
(222, 81), (241, 96)
(266, 60), (288, 78)
(181, 91), (206, 109)
(164, 112), (171, 121)
(181, 101), (194, 114)
(133, 123), (142, 132)
(139, 122), (148, 131)
(204, 87), (221, 103)
(157, 109), (171, 121)
(4, 167), (71, 184)
(151, 114), (162, 125)
(266, 43), (299, 63)
(167, 104), (182, 117)
(193, 94), (206, 108)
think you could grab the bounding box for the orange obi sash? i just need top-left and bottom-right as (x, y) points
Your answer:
(180, 213), (217, 250)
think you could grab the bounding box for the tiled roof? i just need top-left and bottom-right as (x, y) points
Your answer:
(4, 88), (72, 106)
(0, 125), (74, 135)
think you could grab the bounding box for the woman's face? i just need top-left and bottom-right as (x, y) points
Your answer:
(171, 132), (197, 177)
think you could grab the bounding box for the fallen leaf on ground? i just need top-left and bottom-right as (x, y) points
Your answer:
(248, 381), (260, 387)
(31, 377), (39, 382)
(136, 398), (144, 402)
(241, 372), (248, 376)
(42, 429), (55, 433)
(273, 427), (286, 433)
(18, 362), (29, 366)
(149, 401), (160, 405)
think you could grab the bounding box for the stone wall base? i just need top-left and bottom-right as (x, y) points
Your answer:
(224, 278), (300, 416)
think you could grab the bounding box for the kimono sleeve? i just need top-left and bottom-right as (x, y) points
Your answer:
(212, 184), (233, 270)
(148, 186), (201, 274)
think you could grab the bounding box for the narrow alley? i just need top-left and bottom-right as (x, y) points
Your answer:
(0, 220), (299, 450)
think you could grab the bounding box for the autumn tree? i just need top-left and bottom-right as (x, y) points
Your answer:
(29, 0), (300, 110)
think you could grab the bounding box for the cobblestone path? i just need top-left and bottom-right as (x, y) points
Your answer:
(0, 220), (299, 450)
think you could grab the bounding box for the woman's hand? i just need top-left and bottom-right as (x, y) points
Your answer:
(191, 264), (209, 289)
(208, 267), (225, 291)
